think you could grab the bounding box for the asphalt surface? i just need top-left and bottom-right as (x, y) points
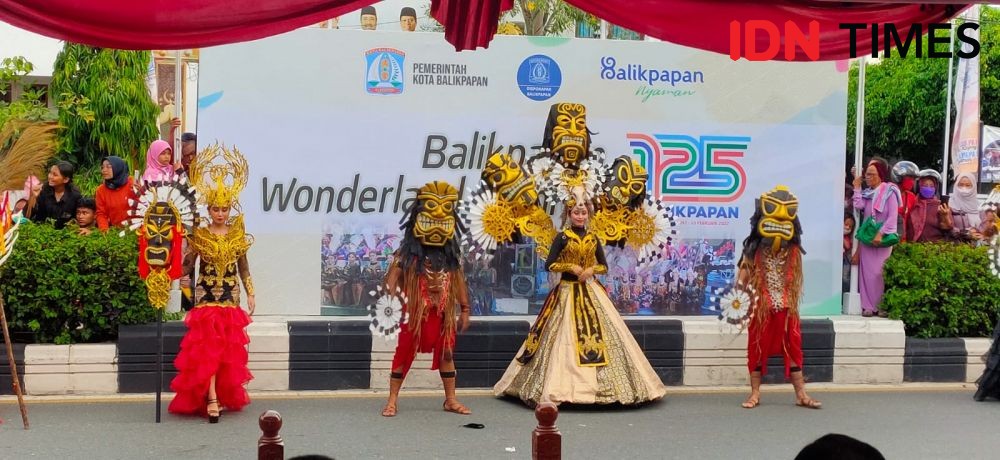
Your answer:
(2, 389), (999, 459)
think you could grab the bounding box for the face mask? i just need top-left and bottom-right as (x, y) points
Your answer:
(844, 228), (852, 235)
(919, 186), (936, 199)
(957, 186), (975, 196)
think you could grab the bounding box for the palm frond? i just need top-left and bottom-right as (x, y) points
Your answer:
(0, 121), (60, 190)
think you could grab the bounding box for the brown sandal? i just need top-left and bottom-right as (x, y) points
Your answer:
(207, 398), (220, 423)
(741, 395), (760, 409)
(381, 402), (397, 417)
(796, 397), (822, 409)
(443, 399), (471, 415)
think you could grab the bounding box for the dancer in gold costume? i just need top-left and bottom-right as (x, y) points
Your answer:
(168, 144), (255, 423)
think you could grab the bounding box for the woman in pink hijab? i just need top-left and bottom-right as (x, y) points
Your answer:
(23, 175), (41, 199)
(142, 140), (175, 183)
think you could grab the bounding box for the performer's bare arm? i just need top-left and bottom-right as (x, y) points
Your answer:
(736, 265), (750, 287)
(454, 270), (471, 333)
(181, 248), (197, 278)
(383, 259), (402, 292)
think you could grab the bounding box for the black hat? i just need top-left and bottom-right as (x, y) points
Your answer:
(400, 7), (416, 18)
(361, 6), (377, 16)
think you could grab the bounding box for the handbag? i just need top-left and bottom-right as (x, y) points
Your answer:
(856, 216), (900, 247)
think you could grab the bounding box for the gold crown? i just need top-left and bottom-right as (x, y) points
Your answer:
(190, 143), (249, 208)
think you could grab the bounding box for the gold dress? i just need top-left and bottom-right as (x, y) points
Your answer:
(168, 216), (255, 416)
(494, 227), (667, 405)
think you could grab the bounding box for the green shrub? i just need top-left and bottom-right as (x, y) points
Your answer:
(882, 242), (1000, 338)
(0, 222), (155, 344)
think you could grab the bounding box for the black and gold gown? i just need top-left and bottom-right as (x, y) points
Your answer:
(169, 216), (254, 416)
(494, 226), (666, 405)
(975, 318), (1000, 402)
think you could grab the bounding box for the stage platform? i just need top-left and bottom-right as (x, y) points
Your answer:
(0, 316), (988, 395)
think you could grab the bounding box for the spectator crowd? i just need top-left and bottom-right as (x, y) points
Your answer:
(844, 158), (997, 317)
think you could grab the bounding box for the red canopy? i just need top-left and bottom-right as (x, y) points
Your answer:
(566, 0), (970, 61)
(0, 0), (971, 60)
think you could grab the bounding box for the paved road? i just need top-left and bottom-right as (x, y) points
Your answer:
(2, 389), (999, 459)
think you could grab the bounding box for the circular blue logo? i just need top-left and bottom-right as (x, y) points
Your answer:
(516, 54), (561, 101)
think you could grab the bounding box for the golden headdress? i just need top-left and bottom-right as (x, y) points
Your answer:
(189, 143), (249, 209)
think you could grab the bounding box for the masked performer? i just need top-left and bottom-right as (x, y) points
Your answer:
(380, 181), (471, 417)
(737, 185), (821, 410)
(493, 193), (666, 406)
(168, 144), (255, 423)
(461, 103), (673, 407)
(975, 185), (1000, 401)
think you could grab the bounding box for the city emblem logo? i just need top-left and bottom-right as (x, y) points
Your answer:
(365, 48), (405, 95)
(516, 54), (561, 101)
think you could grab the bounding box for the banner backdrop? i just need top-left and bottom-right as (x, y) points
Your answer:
(198, 29), (848, 317)
(951, 5), (981, 182)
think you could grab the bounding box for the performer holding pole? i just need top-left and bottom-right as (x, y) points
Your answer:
(1, 192), (29, 429)
(122, 168), (200, 422)
(0, 121), (61, 429)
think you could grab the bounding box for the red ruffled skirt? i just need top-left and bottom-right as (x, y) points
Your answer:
(168, 305), (253, 416)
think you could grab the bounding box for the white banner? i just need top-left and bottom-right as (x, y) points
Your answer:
(952, 5), (981, 180)
(198, 30), (847, 317)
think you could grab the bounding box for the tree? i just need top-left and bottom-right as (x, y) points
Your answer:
(50, 44), (158, 169)
(508, 0), (597, 36)
(846, 48), (949, 170)
(422, 1), (596, 36)
(847, 7), (1000, 173)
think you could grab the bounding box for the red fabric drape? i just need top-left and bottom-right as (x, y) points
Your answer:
(565, 0), (970, 61)
(432, 0), (515, 52)
(0, 0), (971, 58)
(0, 0), (376, 50)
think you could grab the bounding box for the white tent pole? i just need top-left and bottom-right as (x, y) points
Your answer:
(845, 55), (866, 315)
(942, 19), (957, 181)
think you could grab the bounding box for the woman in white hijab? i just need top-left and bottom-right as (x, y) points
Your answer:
(949, 172), (989, 243)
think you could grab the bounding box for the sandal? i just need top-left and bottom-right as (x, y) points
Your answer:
(741, 395), (760, 409)
(796, 397), (822, 409)
(207, 398), (220, 423)
(443, 399), (471, 415)
(381, 402), (397, 417)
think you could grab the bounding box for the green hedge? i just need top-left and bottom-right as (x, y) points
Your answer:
(882, 242), (1000, 338)
(0, 222), (155, 344)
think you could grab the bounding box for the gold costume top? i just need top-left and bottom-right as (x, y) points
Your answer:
(184, 215), (255, 307)
(545, 227), (608, 281)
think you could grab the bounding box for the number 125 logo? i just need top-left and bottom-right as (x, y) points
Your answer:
(627, 134), (750, 203)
